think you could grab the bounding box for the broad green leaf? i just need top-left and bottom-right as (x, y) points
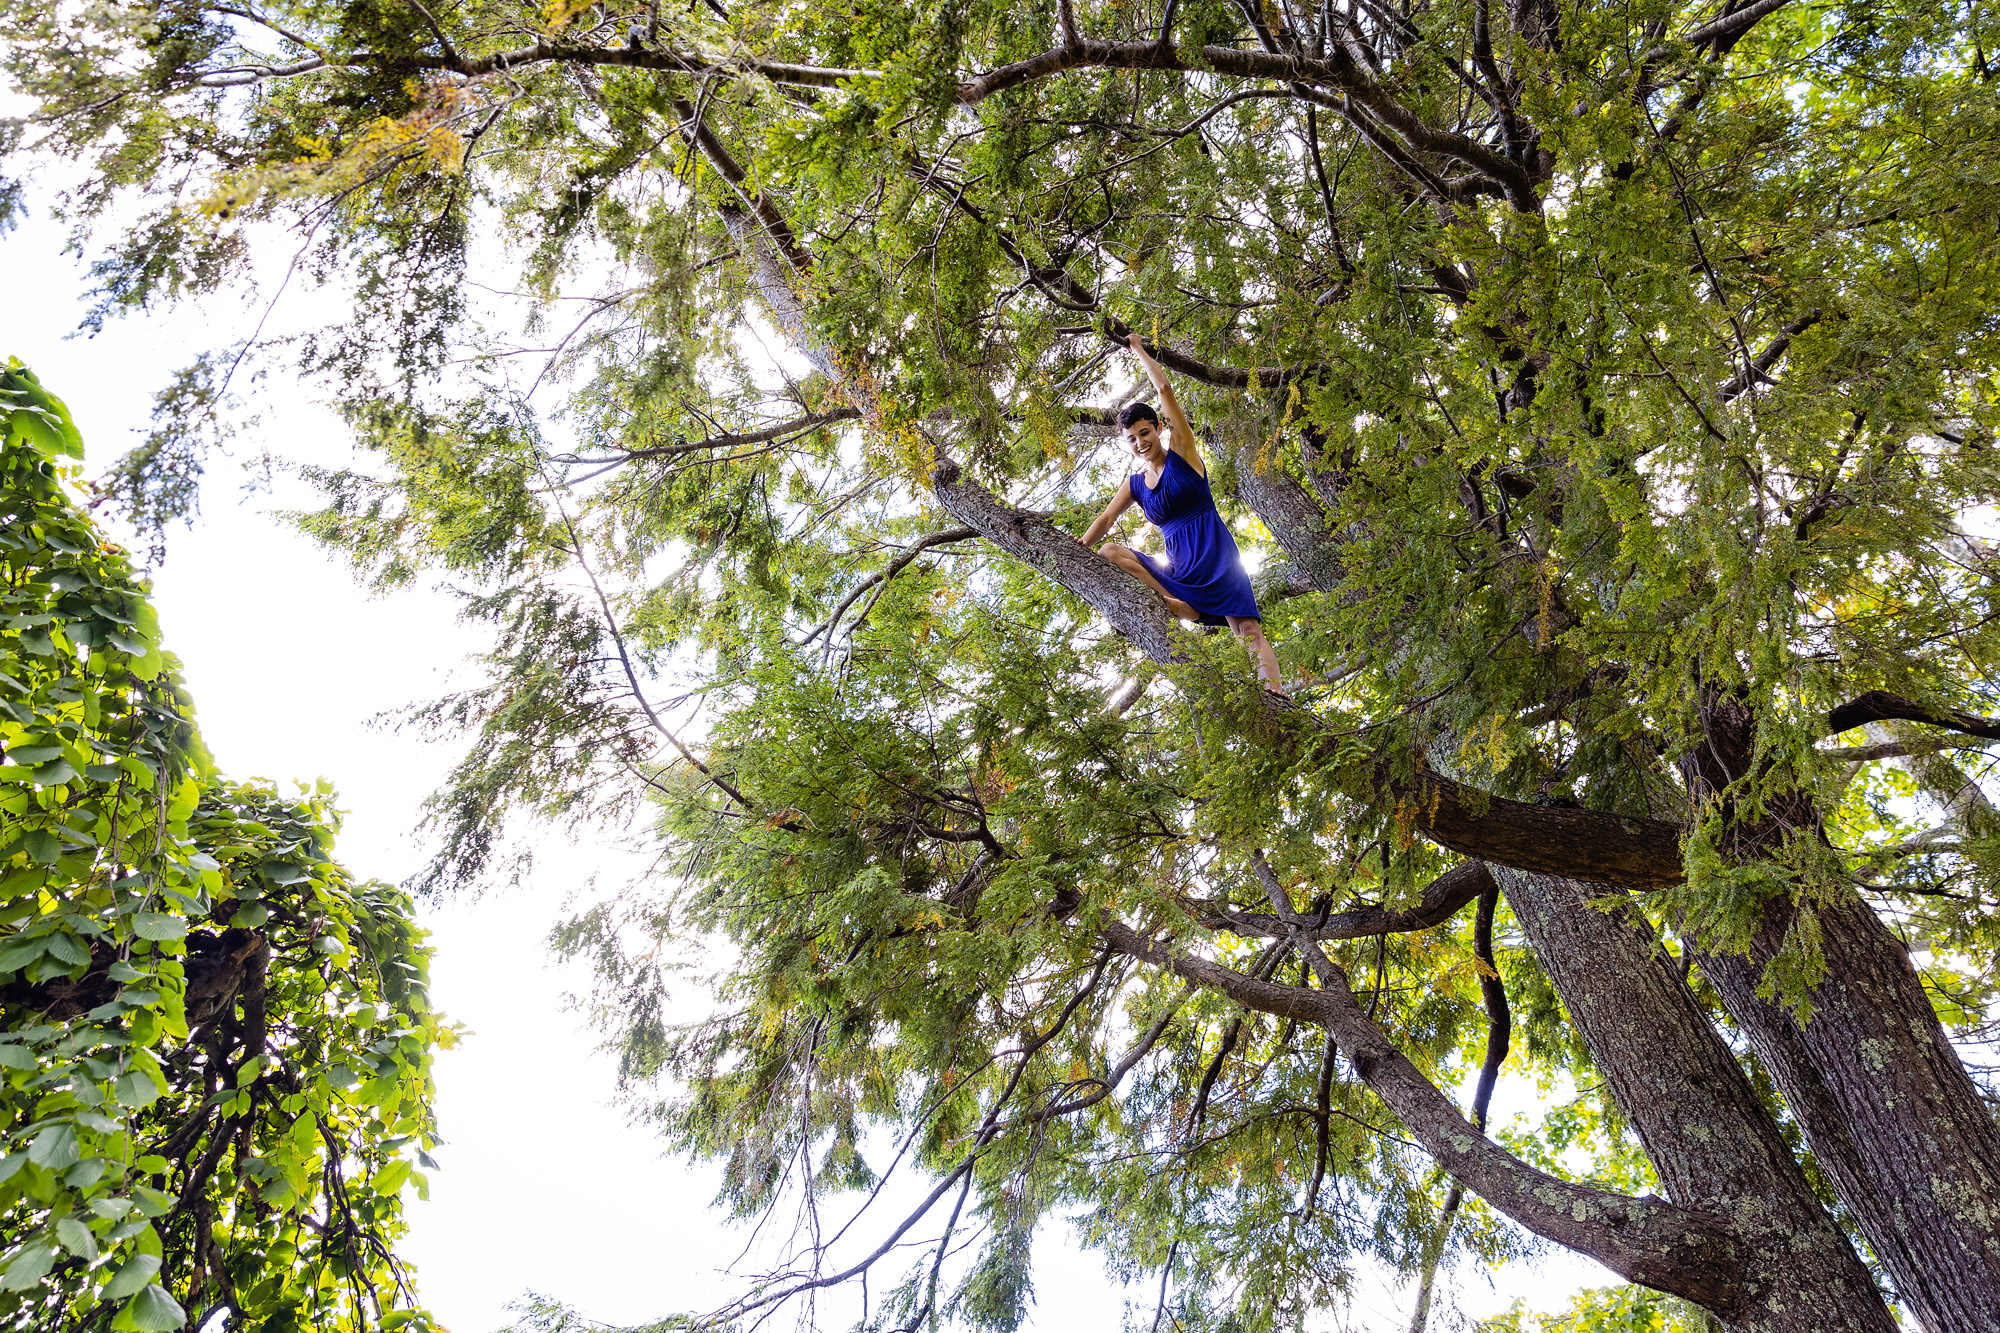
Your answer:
(65, 1156), (109, 1186)
(114, 1070), (161, 1109)
(122, 1284), (187, 1332)
(129, 912), (184, 941)
(54, 1216), (97, 1261)
(0, 1244), (56, 1292)
(27, 1124), (79, 1170)
(30, 757), (79, 786)
(43, 930), (92, 966)
(372, 1158), (412, 1197)
(100, 1252), (159, 1300)
(129, 1186), (175, 1218)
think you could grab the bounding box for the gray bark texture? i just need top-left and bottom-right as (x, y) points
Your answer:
(1231, 442), (1350, 595)
(1697, 909), (2000, 1332)
(1683, 694), (2000, 1331)
(1493, 867), (1893, 1332)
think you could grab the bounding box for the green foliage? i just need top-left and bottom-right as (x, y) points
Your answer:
(1478, 1285), (1716, 1333)
(498, 1291), (681, 1333)
(0, 363), (447, 1331)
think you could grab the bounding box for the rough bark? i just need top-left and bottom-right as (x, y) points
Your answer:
(1, 928), (267, 1025)
(933, 457), (1187, 665)
(1491, 867), (1893, 1331)
(1825, 689), (2000, 743)
(1232, 443), (1349, 595)
(1697, 907), (2000, 1332)
(1684, 694), (2000, 1331)
(1404, 768), (1681, 888)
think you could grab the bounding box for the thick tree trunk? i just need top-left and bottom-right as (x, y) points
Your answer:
(1232, 443), (1349, 595)
(1490, 866), (1892, 1331)
(1222, 452), (1887, 1327)
(1224, 446), (1895, 1326)
(1684, 697), (2000, 1331)
(1699, 904), (2000, 1332)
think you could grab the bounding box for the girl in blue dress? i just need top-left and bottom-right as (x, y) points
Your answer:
(1079, 334), (1285, 695)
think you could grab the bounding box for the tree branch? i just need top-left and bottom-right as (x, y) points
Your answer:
(796, 527), (978, 648)
(1818, 736), (1989, 763)
(921, 181), (1323, 386)
(932, 456), (1187, 663)
(1204, 860), (1493, 940)
(572, 407), (863, 463)
(933, 461), (1688, 888)
(1685, 0), (1798, 52)
(1825, 690), (2000, 743)
(196, 43), (880, 89)
(1098, 918), (1745, 1308)
(953, 40), (1539, 204)
(1717, 310), (1823, 404)
(1404, 768), (1684, 889)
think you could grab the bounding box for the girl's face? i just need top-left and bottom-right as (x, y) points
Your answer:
(1124, 417), (1164, 461)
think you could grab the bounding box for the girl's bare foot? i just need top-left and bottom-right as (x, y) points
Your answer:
(1165, 596), (1199, 621)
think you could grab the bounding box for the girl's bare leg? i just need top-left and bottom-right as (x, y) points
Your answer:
(1102, 544), (1200, 621)
(1227, 616), (1286, 694)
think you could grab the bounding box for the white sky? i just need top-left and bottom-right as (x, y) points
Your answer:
(0, 187), (1615, 1331)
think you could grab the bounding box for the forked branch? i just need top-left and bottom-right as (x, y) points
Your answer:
(1099, 918), (1745, 1307)
(933, 461), (1688, 890)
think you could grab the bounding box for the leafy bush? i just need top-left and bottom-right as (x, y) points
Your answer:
(0, 361), (448, 1332)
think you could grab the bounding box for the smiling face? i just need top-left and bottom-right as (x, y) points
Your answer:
(1123, 416), (1166, 465)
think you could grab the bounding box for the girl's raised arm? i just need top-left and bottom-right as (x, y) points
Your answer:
(1128, 332), (1203, 476)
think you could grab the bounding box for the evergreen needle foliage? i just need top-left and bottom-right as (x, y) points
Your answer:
(5, 0), (2000, 1329)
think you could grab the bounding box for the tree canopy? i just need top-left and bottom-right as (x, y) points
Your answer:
(0, 363), (447, 1331)
(6, 0), (2000, 1329)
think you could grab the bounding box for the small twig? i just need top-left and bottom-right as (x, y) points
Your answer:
(404, 0), (461, 65)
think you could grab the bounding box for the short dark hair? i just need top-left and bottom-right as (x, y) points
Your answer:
(1118, 401), (1160, 430)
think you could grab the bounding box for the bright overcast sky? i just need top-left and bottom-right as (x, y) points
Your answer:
(0, 164), (1614, 1330)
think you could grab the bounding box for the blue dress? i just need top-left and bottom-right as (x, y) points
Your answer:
(1130, 450), (1261, 626)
